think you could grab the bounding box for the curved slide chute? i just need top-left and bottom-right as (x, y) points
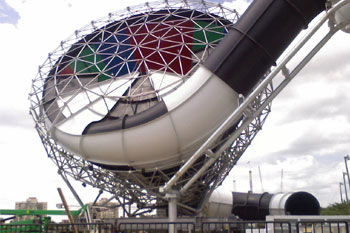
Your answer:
(42, 0), (327, 171)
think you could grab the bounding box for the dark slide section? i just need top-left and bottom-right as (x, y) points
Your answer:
(231, 191), (320, 220)
(204, 0), (326, 96)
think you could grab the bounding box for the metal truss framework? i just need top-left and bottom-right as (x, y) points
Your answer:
(30, 82), (272, 216)
(161, 0), (350, 208)
(29, 0), (350, 216)
(29, 0), (242, 216)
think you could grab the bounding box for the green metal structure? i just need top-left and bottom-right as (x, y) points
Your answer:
(0, 207), (86, 217)
(0, 205), (87, 232)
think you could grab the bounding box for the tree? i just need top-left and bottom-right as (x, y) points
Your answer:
(321, 202), (350, 215)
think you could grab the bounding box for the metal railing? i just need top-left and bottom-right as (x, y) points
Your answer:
(117, 221), (195, 233)
(201, 221), (292, 233)
(296, 221), (349, 233)
(46, 223), (114, 233)
(0, 223), (42, 232)
(1, 220), (349, 233)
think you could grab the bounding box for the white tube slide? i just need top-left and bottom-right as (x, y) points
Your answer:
(50, 65), (239, 170)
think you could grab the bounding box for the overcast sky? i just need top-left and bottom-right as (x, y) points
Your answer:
(0, 0), (349, 215)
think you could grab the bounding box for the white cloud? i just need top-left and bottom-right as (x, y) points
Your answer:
(0, 0), (146, 211)
(0, 0), (20, 25)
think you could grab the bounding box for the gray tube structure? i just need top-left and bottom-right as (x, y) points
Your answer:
(206, 191), (320, 220)
(231, 191), (321, 220)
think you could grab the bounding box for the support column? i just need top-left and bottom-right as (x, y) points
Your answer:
(166, 190), (179, 233)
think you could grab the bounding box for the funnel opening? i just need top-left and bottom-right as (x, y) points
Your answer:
(285, 192), (320, 215)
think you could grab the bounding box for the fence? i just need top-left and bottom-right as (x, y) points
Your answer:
(0, 220), (348, 233)
(0, 222), (114, 233)
(0, 223), (42, 232)
(46, 222), (114, 233)
(296, 221), (348, 233)
(116, 220), (349, 233)
(202, 221), (292, 233)
(117, 221), (195, 232)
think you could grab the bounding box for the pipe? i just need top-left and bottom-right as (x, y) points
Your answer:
(205, 190), (320, 220)
(232, 191), (320, 220)
(344, 156), (350, 196)
(343, 172), (349, 202)
(57, 188), (79, 233)
(269, 192), (320, 216)
(230, 192), (273, 220)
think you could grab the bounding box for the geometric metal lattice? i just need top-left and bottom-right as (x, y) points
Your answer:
(29, 0), (271, 216)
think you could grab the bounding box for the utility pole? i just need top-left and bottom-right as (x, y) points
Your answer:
(343, 172), (349, 202)
(249, 170), (253, 193)
(281, 169), (284, 193)
(340, 182), (344, 203)
(258, 166), (264, 192)
(345, 155), (350, 190)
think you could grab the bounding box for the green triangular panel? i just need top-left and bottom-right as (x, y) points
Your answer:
(193, 21), (225, 52)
